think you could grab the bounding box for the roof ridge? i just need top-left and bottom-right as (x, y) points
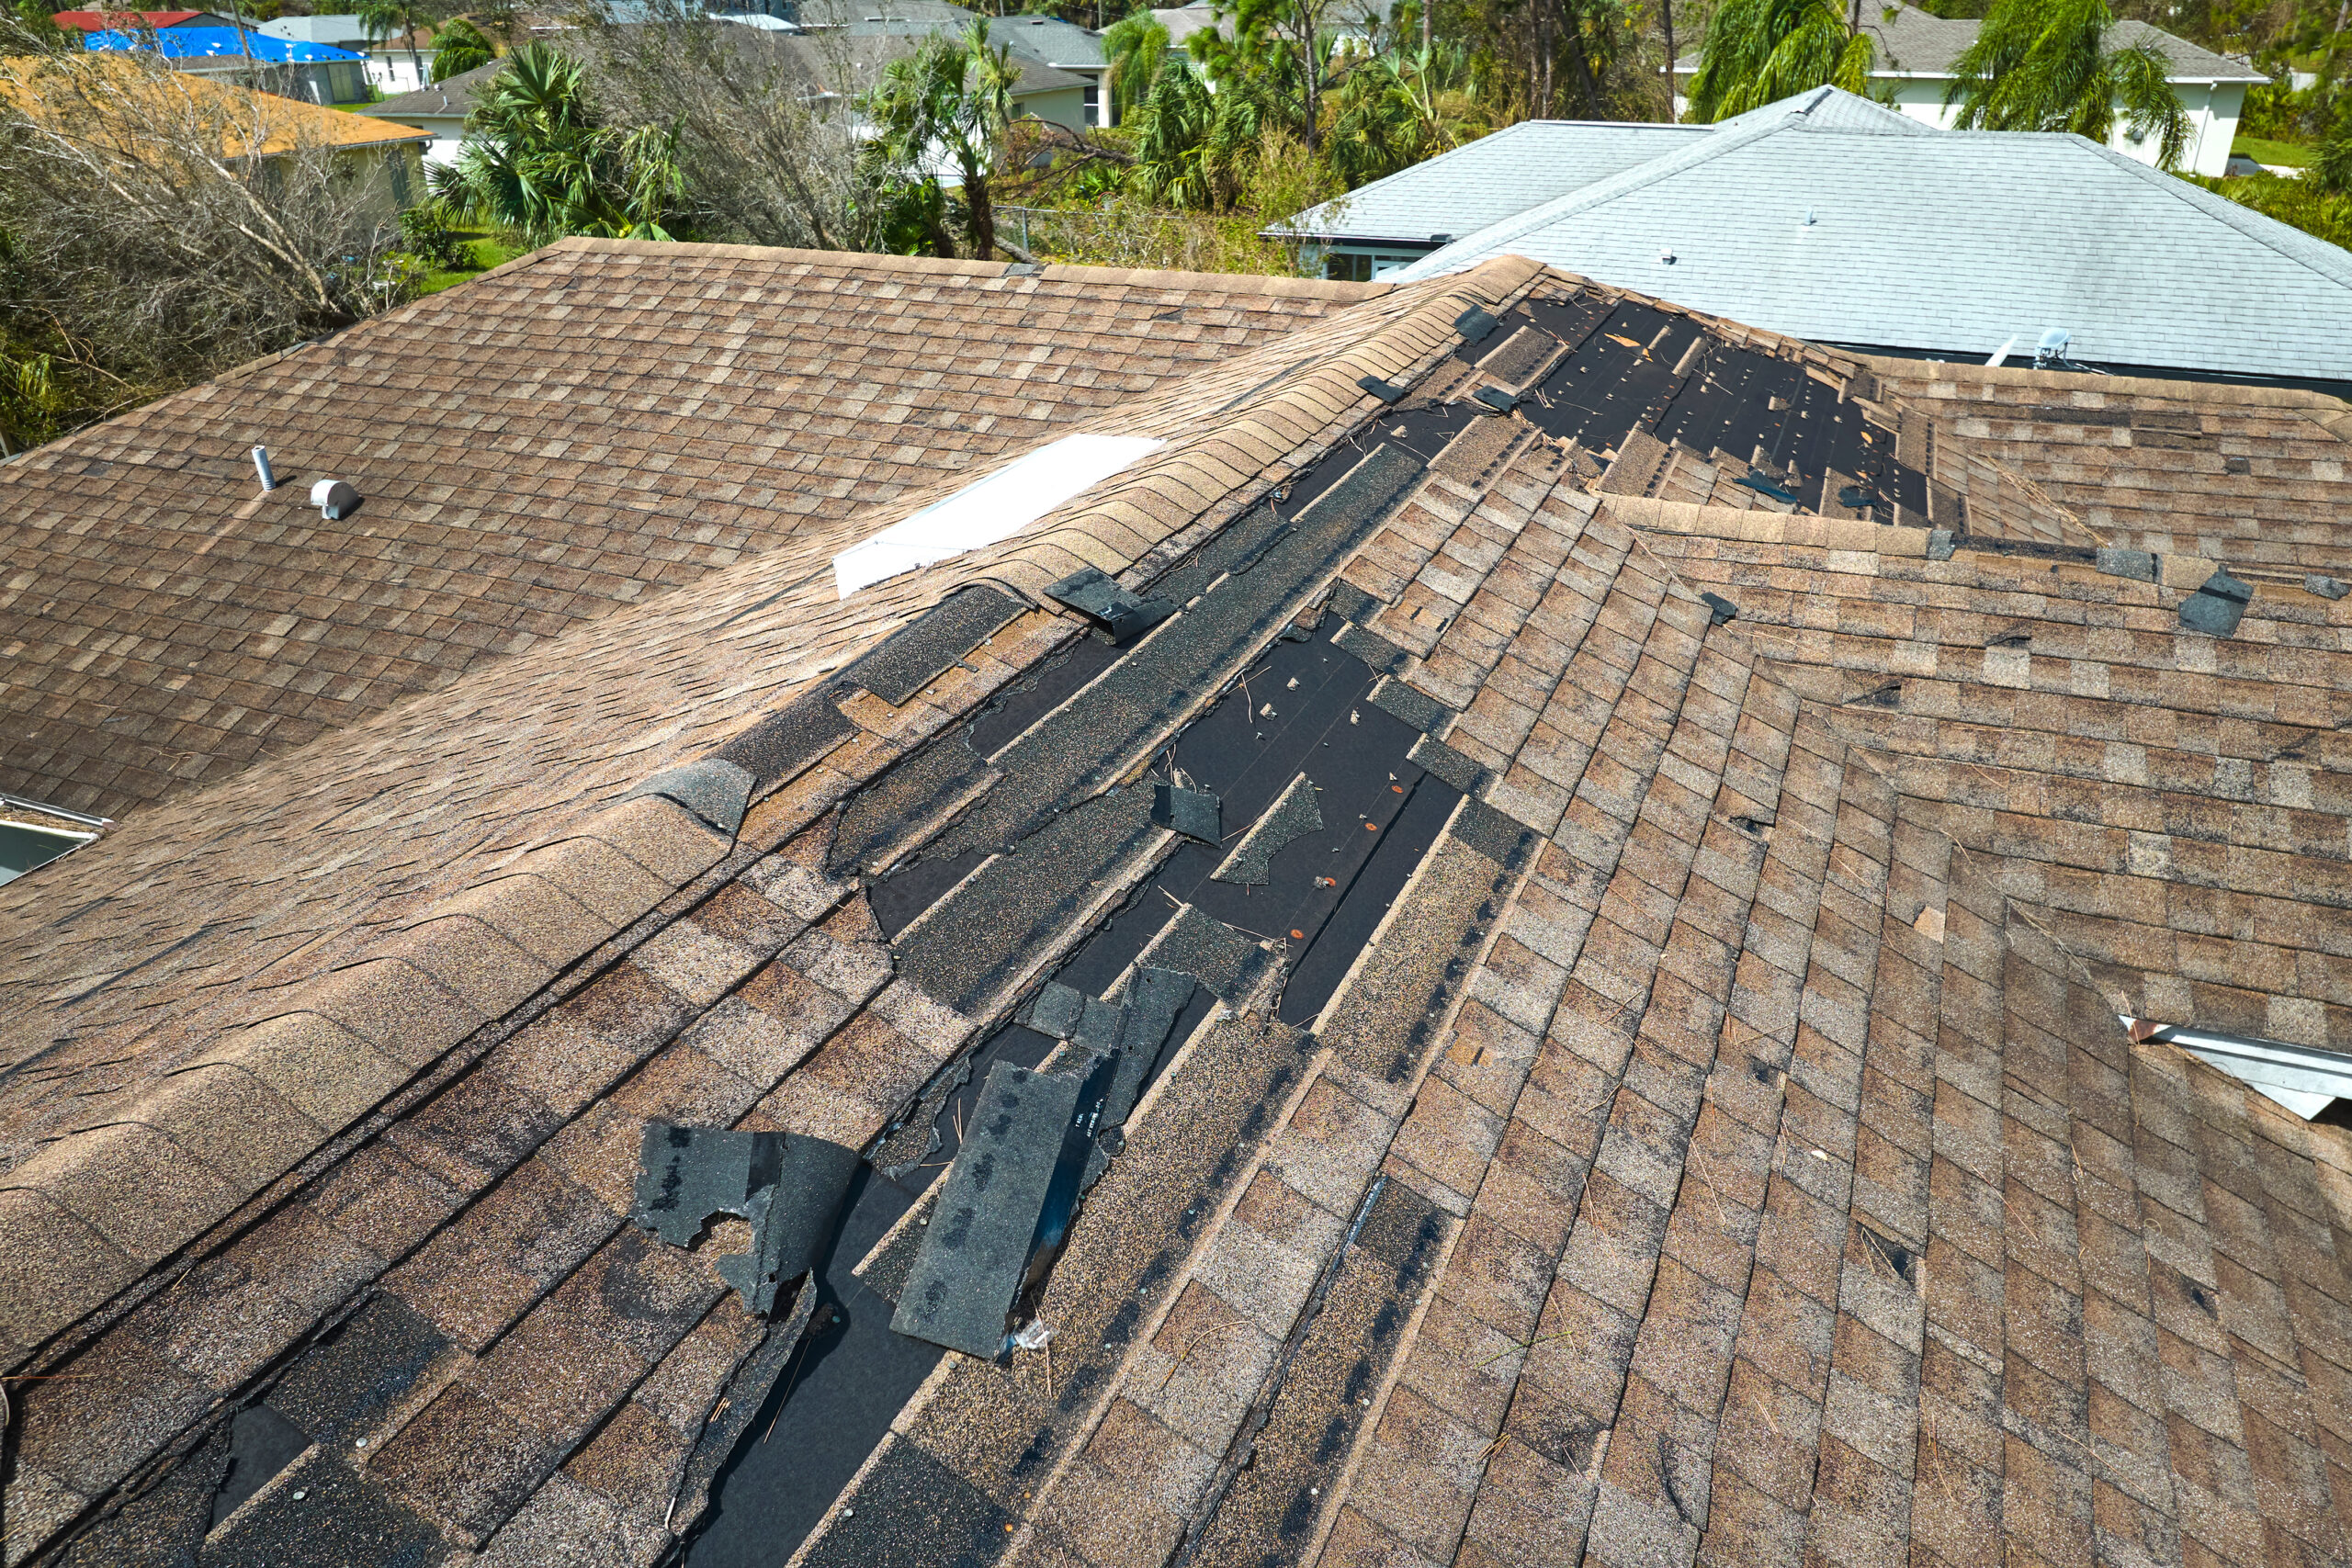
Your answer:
(544, 236), (1392, 299)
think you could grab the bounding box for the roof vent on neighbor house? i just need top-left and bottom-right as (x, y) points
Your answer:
(310, 478), (359, 521)
(2122, 1016), (2352, 1120)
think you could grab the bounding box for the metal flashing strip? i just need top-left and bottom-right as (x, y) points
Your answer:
(2123, 1016), (2352, 1119)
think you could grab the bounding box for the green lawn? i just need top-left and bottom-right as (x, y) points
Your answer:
(418, 236), (525, 296)
(2232, 134), (2312, 168)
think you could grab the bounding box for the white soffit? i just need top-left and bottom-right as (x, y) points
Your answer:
(2121, 1016), (2352, 1119)
(832, 434), (1166, 598)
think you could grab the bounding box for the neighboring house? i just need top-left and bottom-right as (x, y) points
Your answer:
(1671, 1), (2262, 175)
(832, 0), (1103, 130)
(262, 13), (435, 96)
(362, 55), (500, 164)
(3, 53), (429, 207)
(6, 233), (2352, 1568)
(1286, 86), (2352, 389)
(366, 17), (1095, 162)
(82, 24), (377, 104)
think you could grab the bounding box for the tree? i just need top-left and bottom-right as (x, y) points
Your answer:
(433, 16), (494, 81)
(1945, 0), (2189, 166)
(1194, 0), (1346, 152)
(864, 19), (1021, 256)
(357, 0), (435, 89)
(1102, 10), (1170, 122)
(1683, 0), (1875, 119)
(0, 51), (413, 443)
(586, 0), (871, 252)
(1325, 40), (1481, 186)
(430, 42), (685, 242)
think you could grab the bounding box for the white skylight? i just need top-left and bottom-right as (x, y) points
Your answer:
(832, 434), (1166, 598)
(2122, 1016), (2352, 1120)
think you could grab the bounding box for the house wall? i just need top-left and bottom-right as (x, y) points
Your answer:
(1015, 85), (1087, 132)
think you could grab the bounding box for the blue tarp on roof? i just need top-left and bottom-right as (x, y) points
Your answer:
(84, 26), (366, 61)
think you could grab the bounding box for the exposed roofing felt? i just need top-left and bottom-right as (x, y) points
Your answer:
(2, 246), (2352, 1568)
(1671, 0), (2267, 83)
(0, 243), (1375, 819)
(1395, 108), (2352, 385)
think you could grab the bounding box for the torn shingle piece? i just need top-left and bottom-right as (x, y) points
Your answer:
(1368, 675), (1451, 736)
(1072, 994), (1125, 1057)
(1334, 621), (1412, 676)
(714, 1136), (862, 1315)
(632, 1122), (858, 1315)
(840, 585), (1024, 706)
(1152, 783), (1223, 845)
(1026, 980), (1088, 1039)
(890, 1059), (1106, 1358)
(1046, 566), (1174, 643)
(1213, 773), (1325, 886)
(712, 688), (857, 795)
(633, 1122), (783, 1248)
(1408, 732), (1487, 796)
(1326, 581), (1380, 626)
(1145, 904), (1268, 1002)
(1450, 795), (1537, 870)
(2179, 568), (2254, 637)
(627, 758), (754, 836)
(2095, 547), (2158, 582)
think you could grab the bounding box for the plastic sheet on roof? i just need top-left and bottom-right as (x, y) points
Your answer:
(832, 433), (1164, 597)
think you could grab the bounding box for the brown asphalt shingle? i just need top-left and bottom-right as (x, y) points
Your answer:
(4, 252), (2352, 1568)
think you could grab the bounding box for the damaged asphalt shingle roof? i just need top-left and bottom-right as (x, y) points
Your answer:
(1, 240), (2351, 1568)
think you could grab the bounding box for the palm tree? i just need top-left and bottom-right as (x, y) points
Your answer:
(429, 43), (684, 243)
(1945, 0), (2189, 167)
(1684, 0), (1874, 121)
(865, 19), (1021, 257)
(357, 0), (432, 91)
(431, 16), (493, 82)
(1102, 11), (1170, 125)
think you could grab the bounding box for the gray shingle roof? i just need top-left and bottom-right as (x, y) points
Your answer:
(1395, 108), (2352, 383)
(1274, 118), (1708, 243)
